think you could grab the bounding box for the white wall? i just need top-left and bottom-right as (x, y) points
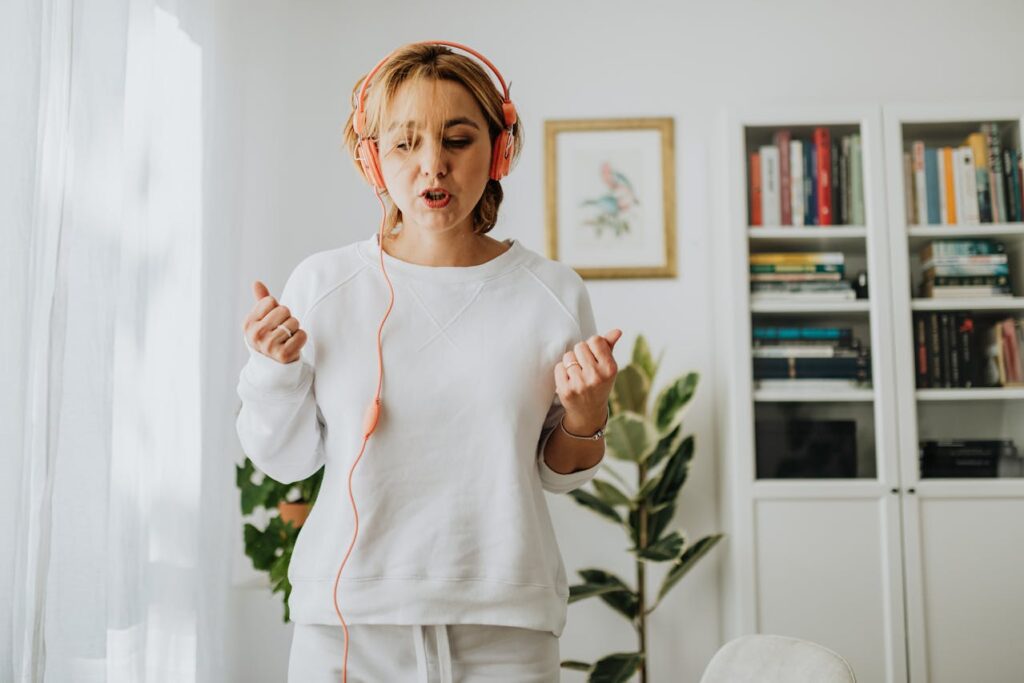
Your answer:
(213, 1), (1024, 680)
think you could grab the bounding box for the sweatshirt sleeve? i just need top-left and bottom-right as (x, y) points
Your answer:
(235, 263), (326, 484)
(536, 278), (604, 494)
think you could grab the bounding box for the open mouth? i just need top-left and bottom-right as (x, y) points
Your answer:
(421, 189), (451, 208)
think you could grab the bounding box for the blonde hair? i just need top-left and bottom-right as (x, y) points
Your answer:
(341, 43), (524, 237)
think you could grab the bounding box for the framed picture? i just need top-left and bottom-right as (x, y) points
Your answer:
(544, 117), (676, 279)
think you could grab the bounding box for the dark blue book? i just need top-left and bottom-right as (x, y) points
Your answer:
(924, 147), (940, 224)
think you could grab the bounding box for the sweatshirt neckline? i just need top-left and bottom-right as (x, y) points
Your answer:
(357, 231), (526, 283)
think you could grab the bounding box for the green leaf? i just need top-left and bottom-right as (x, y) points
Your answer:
(561, 660), (593, 672)
(569, 581), (630, 604)
(649, 436), (694, 510)
(605, 413), (658, 463)
(577, 569), (638, 620)
(631, 334), (657, 383)
(654, 534), (724, 604)
(568, 489), (623, 525)
(592, 479), (633, 509)
(645, 423), (683, 470)
(610, 365), (649, 415)
(588, 652), (644, 683)
(635, 530), (685, 561)
(629, 503), (676, 547)
(653, 372), (698, 434)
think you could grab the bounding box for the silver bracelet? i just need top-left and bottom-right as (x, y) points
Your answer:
(558, 409), (609, 441)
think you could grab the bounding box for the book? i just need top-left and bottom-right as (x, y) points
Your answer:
(760, 145), (781, 226)
(775, 130), (792, 225)
(750, 152), (762, 225)
(790, 139), (805, 226)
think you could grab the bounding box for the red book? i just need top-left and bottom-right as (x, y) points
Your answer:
(750, 152), (762, 226)
(774, 130), (792, 225)
(814, 127), (832, 225)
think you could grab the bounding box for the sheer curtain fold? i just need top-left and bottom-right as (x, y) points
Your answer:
(3, 0), (226, 681)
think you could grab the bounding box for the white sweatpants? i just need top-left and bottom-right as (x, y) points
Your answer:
(287, 622), (561, 682)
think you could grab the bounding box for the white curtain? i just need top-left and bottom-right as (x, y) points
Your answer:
(2, 0), (231, 680)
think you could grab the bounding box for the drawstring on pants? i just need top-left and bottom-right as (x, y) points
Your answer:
(413, 625), (453, 683)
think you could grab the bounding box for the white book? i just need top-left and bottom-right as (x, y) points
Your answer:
(951, 147), (964, 225)
(960, 146), (980, 225)
(755, 378), (867, 392)
(760, 145), (781, 226)
(750, 291), (857, 302)
(790, 140), (804, 226)
(937, 149), (948, 224)
(927, 287), (1012, 298)
(753, 346), (848, 358)
(913, 141), (928, 226)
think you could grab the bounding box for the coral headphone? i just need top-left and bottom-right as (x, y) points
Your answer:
(334, 42), (517, 683)
(352, 40), (519, 190)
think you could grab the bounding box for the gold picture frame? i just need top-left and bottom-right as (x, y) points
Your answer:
(544, 117), (677, 279)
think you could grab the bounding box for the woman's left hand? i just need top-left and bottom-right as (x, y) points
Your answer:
(554, 329), (623, 433)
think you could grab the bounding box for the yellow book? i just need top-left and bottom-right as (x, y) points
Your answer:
(943, 146), (957, 224)
(748, 252), (844, 266)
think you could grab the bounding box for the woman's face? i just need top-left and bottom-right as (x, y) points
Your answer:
(378, 78), (492, 238)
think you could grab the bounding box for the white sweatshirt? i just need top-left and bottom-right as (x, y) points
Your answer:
(235, 231), (605, 637)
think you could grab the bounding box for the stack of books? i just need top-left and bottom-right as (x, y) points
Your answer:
(919, 439), (1021, 478)
(750, 252), (856, 302)
(918, 239), (1012, 299)
(903, 123), (1024, 225)
(748, 127), (865, 227)
(752, 326), (871, 390)
(914, 313), (1024, 387)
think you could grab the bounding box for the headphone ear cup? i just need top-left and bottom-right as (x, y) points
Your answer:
(358, 139), (387, 189)
(490, 130), (512, 181)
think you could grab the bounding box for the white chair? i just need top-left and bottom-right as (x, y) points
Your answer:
(699, 634), (857, 683)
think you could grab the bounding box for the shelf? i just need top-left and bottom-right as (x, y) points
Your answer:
(906, 223), (1024, 250)
(751, 300), (870, 314)
(910, 297), (1024, 311)
(748, 226), (867, 251)
(916, 387), (1024, 401)
(754, 387), (875, 402)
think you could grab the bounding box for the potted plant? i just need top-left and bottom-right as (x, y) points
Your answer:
(235, 457), (323, 621)
(561, 334), (724, 683)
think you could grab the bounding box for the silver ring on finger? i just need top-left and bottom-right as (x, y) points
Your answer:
(565, 360), (581, 371)
(275, 323), (293, 340)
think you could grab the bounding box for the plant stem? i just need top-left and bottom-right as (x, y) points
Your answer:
(636, 459), (648, 683)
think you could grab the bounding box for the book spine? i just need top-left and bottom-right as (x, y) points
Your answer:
(790, 140), (805, 226)
(929, 313), (942, 387)
(984, 123), (1007, 223)
(831, 135), (842, 224)
(916, 315), (929, 388)
(814, 128), (832, 225)
(960, 147), (981, 224)
(943, 146), (957, 224)
(760, 145), (781, 226)
(851, 134), (865, 225)
(776, 130), (792, 225)
(913, 141), (927, 225)
(750, 152), (762, 226)
(925, 147), (940, 224)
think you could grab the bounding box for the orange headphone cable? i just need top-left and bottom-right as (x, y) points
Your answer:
(331, 185), (394, 683)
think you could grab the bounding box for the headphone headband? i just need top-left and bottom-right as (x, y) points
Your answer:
(353, 40), (517, 137)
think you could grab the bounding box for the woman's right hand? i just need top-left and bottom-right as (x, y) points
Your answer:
(243, 280), (308, 364)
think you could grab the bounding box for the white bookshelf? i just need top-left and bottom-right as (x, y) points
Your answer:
(719, 101), (1024, 683)
(883, 101), (1024, 682)
(717, 104), (905, 683)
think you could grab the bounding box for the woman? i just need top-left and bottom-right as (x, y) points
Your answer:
(237, 41), (621, 682)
